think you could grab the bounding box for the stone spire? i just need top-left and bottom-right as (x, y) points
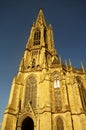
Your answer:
(35, 8), (47, 26)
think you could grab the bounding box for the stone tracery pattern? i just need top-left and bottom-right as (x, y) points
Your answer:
(24, 76), (37, 108)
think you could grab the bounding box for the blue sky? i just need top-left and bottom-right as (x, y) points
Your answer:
(0, 0), (86, 124)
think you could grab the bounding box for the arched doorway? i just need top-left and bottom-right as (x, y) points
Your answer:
(21, 117), (34, 130)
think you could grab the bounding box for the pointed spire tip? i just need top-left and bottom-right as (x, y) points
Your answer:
(35, 8), (46, 26)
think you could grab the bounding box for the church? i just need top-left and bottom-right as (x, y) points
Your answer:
(1, 9), (86, 130)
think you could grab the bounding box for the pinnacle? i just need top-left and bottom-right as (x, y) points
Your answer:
(39, 8), (43, 13)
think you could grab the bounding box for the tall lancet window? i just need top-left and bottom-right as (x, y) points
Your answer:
(57, 117), (64, 130)
(76, 76), (86, 111)
(54, 73), (62, 111)
(33, 28), (40, 45)
(44, 28), (48, 48)
(25, 76), (37, 108)
(54, 74), (60, 88)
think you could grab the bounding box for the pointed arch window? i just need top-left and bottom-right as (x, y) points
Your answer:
(25, 76), (37, 108)
(57, 117), (64, 130)
(54, 73), (62, 111)
(54, 74), (60, 88)
(33, 29), (40, 45)
(76, 76), (86, 111)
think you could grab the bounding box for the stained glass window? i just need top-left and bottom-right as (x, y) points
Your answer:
(54, 73), (62, 111)
(25, 76), (37, 108)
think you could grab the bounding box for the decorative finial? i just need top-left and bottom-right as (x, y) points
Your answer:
(59, 55), (62, 65)
(81, 61), (85, 73)
(32, 22), (35, 26)
(49, 24), (52, 29)
(65, 60), (68, 66)
(69, 58), (72, 66)
(69, 58), (73, 71)
(65, 60), (68, 69)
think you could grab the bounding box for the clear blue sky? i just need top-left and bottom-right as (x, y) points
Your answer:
(0, 0), (86, 124)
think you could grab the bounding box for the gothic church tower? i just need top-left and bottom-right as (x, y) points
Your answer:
(1, 9), (86, 130)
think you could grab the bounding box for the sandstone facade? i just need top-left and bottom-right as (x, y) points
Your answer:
(1, 9), (86, 130)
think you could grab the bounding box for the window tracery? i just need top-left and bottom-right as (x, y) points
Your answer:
(54, 74), (60, 88)
(33, 29), (40, 45)
(54, 73), (62, 111)
(24, 76), (37, 108)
